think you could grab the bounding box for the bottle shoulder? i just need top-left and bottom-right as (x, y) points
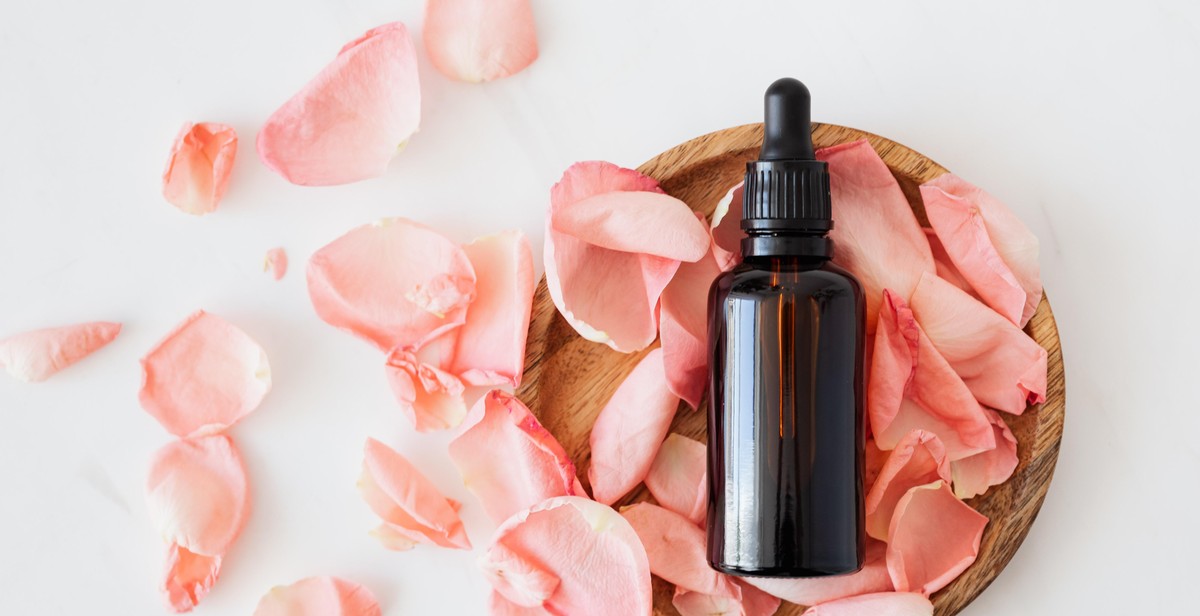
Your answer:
(714, 260), (863, 296)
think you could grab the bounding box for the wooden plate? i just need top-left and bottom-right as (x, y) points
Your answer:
(516, 123), (1066, 615)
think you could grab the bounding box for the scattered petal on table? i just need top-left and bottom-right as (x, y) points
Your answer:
(161, 543), (221, 613)
(481, 496), (652, 616)
(385, 349), (467, 432)
(745, 540), (892, 606)
(589, 348), (680, 505)
(645, 433), (707, 525)
(448, 230), (535, 386)
(951, 408), (1019, 499)
(909, 273), (1047, 415)
(449, 390), (584, 523)
(424, 0), (538, 83)
(252, 576), (382, 616)
(865, 430), (950, 541)
(359, 438), (470, 550)
(257, 23), (420, 186)
(0, 321), (121, 382)
(921, 173), (1041, 327)
(162, 122), (237, 215)
(620, 503), (740, 598)
(887, 481), (987, 595)
(139, 311), (271, 438)
(801, 592), (933, 616)
(307, 218), (476, 351)
(816, 140), (934, 332)
(263, 247), (288, 281)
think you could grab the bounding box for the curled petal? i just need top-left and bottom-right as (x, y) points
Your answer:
(257, 23), (420, 186)
(482, 496), (652, 616)
(645, 433), (707, 525)
(307, 218), (476, 351)
(621, 503), (739, 598)
(745, 540), (892, 606)
(0, 321), (120, 382)
(424, 0), (538, 83)
(710, 182), (744, 270)
(923, 229), (974, 296)
(449, 390), (584, 523)
(887, 481), (987, 595)
(385, 349), (467, 432)
(139, 311), (271, 438)
(263, 248), (288, 281)
(865, 430), (951, 541)
(161, 544), (221, 613)
(672, 583), (781, 616)
(922, 173), (1041, 327)
(449, 230), (535, 386)
(817, 140), (934, 332)
(252, 576), (381, 616)
(162, 122), (237, 215)
(951, 408), (1019, 499)
(359, 438), (470, 550)
(589, 348), (680, 505)
(801, 592), (933, 616)
(909, 273), (1047, 415)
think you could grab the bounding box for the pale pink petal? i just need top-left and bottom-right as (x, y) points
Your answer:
(710, 182), (745, 270)
(645, 433), (707, 525)
(489, 592), (553, 615)
(923, 229), (974, 296)
(385, 349), (467, 432)
(589, 348), (680, 505)
(745, 540), (892, 606)
(263, 247), (288, 281)
(359, 438), (470, 550)
(921, 173), (1042, 327)
(138, 311), (271, 438)
(448, 230), (535, 386)
(480, 542), (560, 607)
(307, 218), (476, 351)
(802, 592), (933, 616)
(660, 212), (727, 408)
(424, 0), (538, 83)
(252, 576), (381, 616)
(161, 544), (221, 613)
(887, 481), (987, 595)
(545, 161), (683, 352)
(865, 430), (951, 541)
(951, 408), (1019, 499)
(553, 191), (709, 262)
(0, 321), (121, 382)
(869, 291), (994, 460)
(672, 582), (781, 616)
(482, 496), (652, 616)
(257, 23), (420, 186)
(620, 503), (739, 597)
(909, 273), (1047, 415)
(162, 122), (237, 215)
(816, 140), (935, 332)
(449, 390), (584, 523)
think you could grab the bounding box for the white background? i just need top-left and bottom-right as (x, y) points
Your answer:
(2, 0), (1198, 614)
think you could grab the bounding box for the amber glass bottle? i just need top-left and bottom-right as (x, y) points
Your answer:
(706, 78), (866, 577)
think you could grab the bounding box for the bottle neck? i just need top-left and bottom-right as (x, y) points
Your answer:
(741, 230), (832, 259)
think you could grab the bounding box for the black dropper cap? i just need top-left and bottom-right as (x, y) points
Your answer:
(742, 78), (832, 234)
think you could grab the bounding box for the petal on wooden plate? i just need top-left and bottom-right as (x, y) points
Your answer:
(252, 576), (381, 616)
(553, 191), (709, 262)
(449, 390), (584, 523)
(887, 481), (987, 595)
(0, 321), (121, 382)
(865, 430), (951, 541)
(263, 247), (288, 281)
(257, 23), (420, 186)
(710, 181), (744, 270)
(359, 438), (471, 550)
(162, 122), (237, 215)
(672, 583), (781, 616)
(385, 349), (468, 432)
(645, 433), (707, 526)
(307, 218), (476, 351)
(424, 0), (538, 83)
(589, 348), (680, 505)
(620, 503), (740, 598)
(801, 592), (933, 616)
(139, 311), (271, 438)
(745, 540), (892, 606)
(479, 542), (560, 607)
(951, 408), (1019, 499)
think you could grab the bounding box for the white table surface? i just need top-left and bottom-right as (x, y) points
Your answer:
(2, 1), (1197, 613)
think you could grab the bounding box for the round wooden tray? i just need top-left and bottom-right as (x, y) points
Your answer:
(516, 123), (1066, 615)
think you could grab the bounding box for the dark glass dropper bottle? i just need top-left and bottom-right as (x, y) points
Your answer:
(706, 78), (866, 577)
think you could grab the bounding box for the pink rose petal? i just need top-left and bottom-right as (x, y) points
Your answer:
(921, 173), (1042, 327)
(951, 408), (1019, 499)
(263, 247), (288, 281)
(359, 438), (470, 550)
(139, 311), (271, 438)
(449, 390), (584, 523)
(887, 480), (987, 595)
(307, 218), (476, 351)
(252, 576), (381, 616)
(162, 122), (237, 215)
(672, 582), (781, 616)
(865, 430), (951, 541)
(865, 438), (887, 492)
(909, 273), (1047, 415)
(385, 349), (467, 432)
(923, 229), (974, 296)
(744, 540), (892, 606)
(0, 321), (121, 382)
(589, 348), (680, 505)
(480, 542), (560, 607)
(620, 503), (739, 598)
(545, 161), (708, 352)
(710, 182), (745, 270)
(869, 291), (994, 460)
(816, 140), (935, 332)
(257, 23), (421, 186)
(645, 433), (707, 525)
(489, 592), (553, 615)
(482, 496), (652, 616)
(145, 435), (249, 612)
(424, 0), (538, 83)
(801, 592), (933, 616)
(448, 230), (535, 386)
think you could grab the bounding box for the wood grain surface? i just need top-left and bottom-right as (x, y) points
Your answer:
(516, 123), (1066, 616)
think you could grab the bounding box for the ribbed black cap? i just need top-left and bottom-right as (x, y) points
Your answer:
(742, 78), (832, 233)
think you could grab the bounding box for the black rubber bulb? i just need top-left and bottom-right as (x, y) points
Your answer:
(760, 78), (815, 161)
